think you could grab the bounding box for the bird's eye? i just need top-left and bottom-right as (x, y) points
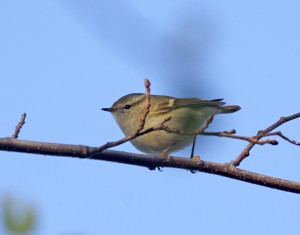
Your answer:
(124, 104), (131, 109)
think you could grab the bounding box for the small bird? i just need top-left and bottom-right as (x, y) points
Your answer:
(102, 93), (240, 156)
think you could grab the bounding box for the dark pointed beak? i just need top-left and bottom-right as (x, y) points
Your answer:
(101, 107), (114, 112)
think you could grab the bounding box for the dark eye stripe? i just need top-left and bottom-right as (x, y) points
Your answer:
(124, 104), (131, 109)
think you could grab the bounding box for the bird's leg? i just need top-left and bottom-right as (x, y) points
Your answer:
(190, 135), (197, 158)
(190, 135), (201, 160)
(189, 135), (200, 173)
(160, 144), (177, 162)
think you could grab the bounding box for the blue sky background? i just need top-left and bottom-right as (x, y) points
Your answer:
(1, 1), (300, 234)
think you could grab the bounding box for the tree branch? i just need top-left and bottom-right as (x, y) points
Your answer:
(1, 137), (300, 193)
(1, 79), (300, 194)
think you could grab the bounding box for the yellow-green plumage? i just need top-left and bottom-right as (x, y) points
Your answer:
(102, 93), (240, 155)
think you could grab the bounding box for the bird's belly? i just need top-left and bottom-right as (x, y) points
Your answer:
(130, 130), (195, 154)
(130, 109), (207, 154)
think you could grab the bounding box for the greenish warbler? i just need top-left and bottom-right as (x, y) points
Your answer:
(102, 93), (240, 155)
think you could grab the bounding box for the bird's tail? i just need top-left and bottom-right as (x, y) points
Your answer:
(220, 105), (241, 114)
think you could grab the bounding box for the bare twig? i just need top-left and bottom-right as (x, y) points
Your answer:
(97, 78), (153, 151)
(201, 130), (278, 145)
(263, 131), (300, 146)
(97, 117), (173, 151)
(194, 115), (214, 134)
(137, 79), (151, 132)
(141, 115), (215, 137)
(11, 113), (27, 139)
